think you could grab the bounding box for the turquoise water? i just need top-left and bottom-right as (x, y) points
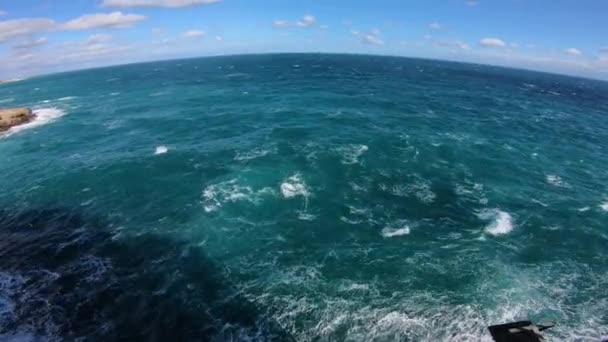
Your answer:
(1, 54), (607, 341)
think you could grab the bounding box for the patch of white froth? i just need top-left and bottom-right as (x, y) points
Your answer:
(381, 220), (411, 238)
(478, 209), (514, 235)
(281, 174), (309, 199)
(389, 178), (436, 204)
(202, 179), (275, 212)
(0, 98), (14, 104)
(243, 248), (608, 341)
(381, 227), (410, 238)
(577, 206), (590, 212)
(234, 147), (274, 161)
(297, 212), (317, 221)
(0, 107), (66, 138)
(600, 201), (608, 212)
(154, 145), (169, 155)
(338, 144), (369, 165)
(546, 174), (569, 188)
(57, 96), (77, 101)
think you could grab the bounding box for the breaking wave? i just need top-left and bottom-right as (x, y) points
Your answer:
(1, 108), (66, 138)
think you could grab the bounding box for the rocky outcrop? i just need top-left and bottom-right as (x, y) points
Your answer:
(0, 107), (35, 131)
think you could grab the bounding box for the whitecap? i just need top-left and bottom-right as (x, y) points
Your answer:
(0, 107), (66, 138)
(150, 91), (170, 97)
(341, 216), (363, 225)
(381, 220), (411, 238)
(154, 145), (169, 155)
(577, 206), (590, 212)
(479, 209), (514, 235)
(57, 96), (77, 101)
(202, 180), (274, 212)
(546, 174), (569, 188)
(381, 227), (410, 238)
(281, 174), (309, 199)
(338, 144), (369, 165)
(0, 98), (14, 104)
(600, 201), (608, 212)
(234, 147), (273, 161)
(298, 212), (317, 221)
(390, 179), (436, 204)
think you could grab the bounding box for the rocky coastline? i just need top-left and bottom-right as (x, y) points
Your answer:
(0, 107), (35, 132)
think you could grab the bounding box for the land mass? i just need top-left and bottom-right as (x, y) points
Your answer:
(0, 107), (35, 132)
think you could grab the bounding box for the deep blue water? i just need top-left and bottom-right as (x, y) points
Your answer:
(1, 54), (607, 341)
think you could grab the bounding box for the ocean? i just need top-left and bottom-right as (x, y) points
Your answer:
(0, 54), (607, 341)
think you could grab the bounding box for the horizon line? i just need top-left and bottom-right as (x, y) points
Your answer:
(4, 52), (608, 85)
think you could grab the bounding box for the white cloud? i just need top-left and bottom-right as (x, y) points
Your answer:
(62, 12), (146, 30)
(480, 37), (506, 48)
(362, 34), (384, 45)
(565, 47), (582, 55)
(434, 39), (470, 50)
(151, 27), (165, 35)
(429, 22), (442, 30)
(183, 30), (205, 38)
(102, 0), (222, 8)
(85, 34), (113, 45)
(0, 33), (134, 78)
(466, 1), (479, 6)
(274, 15), (316, 28)
(351, 29), (384, 46)
(215, 35), (222, 41)
(0, 18), (56, 42)
(13, 37), (48, 50)
(273, 20), (289, 28)
(297, 15), (316, 27)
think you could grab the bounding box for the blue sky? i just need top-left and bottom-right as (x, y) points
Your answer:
(1, 0), (607, 79)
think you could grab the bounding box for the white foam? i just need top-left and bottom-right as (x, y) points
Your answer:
(154, 145), (169, 155)
(150, 91), (170, 97)
(479, 209), (514, 235)
(381, 220), (411, 238)
(341, 216), (363, 225)
(577, 206), (590, 212)
(546, 174), (569, 188)
(600, 201), (608, 212)
(234, 147), (273, 161)
(381, 227), (410, 238)
(281, 174), (309, 199)
(57, 96), (77, 101)
(338, 144), (369, 165)
(298, 212), (317, 221)
(202, 180), (274, 212)
(0, 107), (66, 138)
(390, 179), (436, 204)
(0, 98), (14, 104)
